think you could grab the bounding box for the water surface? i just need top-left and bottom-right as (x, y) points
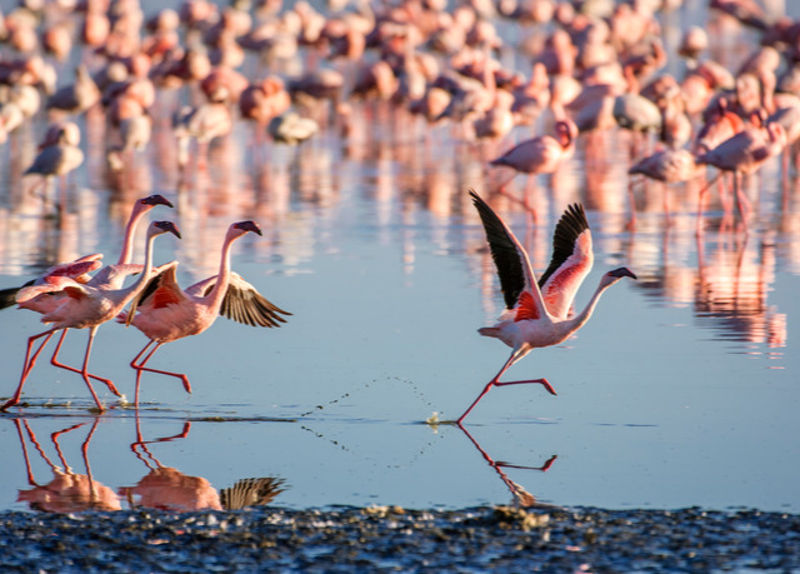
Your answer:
(0, 0), (798, 514)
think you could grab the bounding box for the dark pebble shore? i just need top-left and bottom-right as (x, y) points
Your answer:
(1, 505), (799, 572)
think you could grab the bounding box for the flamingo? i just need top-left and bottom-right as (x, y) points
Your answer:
(24, 121), (84, 212)
(0, 254), (102, 311)
(488, 119), (578, 220)
(458, 191), (636, 424)
(1, 195), (174, 410)
(489, 119), (578, 176)
(627, 148), (702, 225)
(1, 220), (181, 412)
(695, 118), (786, 227)
(122, 220), (291, 406)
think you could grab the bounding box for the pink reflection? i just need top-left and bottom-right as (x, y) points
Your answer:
(14, 418), (122, 512)
(457, 423), (557, 509)
(695, 230), (787, 348)
(119, 414), (286, 511)
(120, 417), (222, 511)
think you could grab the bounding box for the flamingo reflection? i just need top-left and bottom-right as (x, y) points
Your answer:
(121, 415), (285, 511)
(14, 418), (122, 512)
(457, 423), (557, 509)
(120, 418), (223, 511)
(694, 230), (787, 349)
(625, 219), (787, 353)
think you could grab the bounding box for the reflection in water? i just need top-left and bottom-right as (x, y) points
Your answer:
(457, 424), (557, 509)
(220, 477), (287, 510)
(695, 230), (787, 352)
(14, 418), (121, 512)
(121, 414), (286, 512)
(626, 218), (787, 359)
(9, 415), (285, 513)
(120, 418), (222, 511)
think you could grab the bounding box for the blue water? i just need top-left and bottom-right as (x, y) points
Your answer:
(0, 0), (799, 513)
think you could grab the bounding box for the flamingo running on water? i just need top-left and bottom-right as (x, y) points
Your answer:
(122, 220), (291, 406)
(1, 220), (181, 412)
(458, 191), (637, 424)
(1, 195), (174, 409)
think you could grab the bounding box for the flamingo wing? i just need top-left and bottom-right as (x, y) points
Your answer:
(469, 190), (547, 321)
(24, 145), (64, 175)
(89, 263), (144, 288)
(125, 262), (185, 325)
(43, 253), (103, 279)
(538, 203), (593, 320)
(195, 272), (292, 327)
(16, 277), (86, 304)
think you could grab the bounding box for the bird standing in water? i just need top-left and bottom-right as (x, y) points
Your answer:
(459, 191), (636, 424)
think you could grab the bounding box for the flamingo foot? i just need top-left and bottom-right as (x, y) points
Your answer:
(494, 378), (557, 396)
(1, 398), (18, 411)
(102, 379), (122, 397)
(181, 376), (192, 394)
(51, 358), (121, 397)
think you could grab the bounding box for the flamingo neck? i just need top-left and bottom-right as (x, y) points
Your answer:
(203, 231), (238, 310)
(564, 277), (613, 334)
(117, 230), (160, 303)
(117, 205), (146, 265)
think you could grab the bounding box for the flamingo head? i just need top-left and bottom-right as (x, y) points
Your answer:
(140, 194), (174, 209)
(151, 220), (182, 239)
(555, 119), (577, 148)
(59, 122), (81, 146)
(601, 267), (637, 288)
(767, 121), (786, 145)
(231, 220), (263, 237)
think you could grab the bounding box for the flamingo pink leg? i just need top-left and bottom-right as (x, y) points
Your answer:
(457, 353), (557, 424)
(75, 326), (106, 411)
(131, 340), (192, 407)
(732, 171), (751, 230)
(50, 329), (121, 397)
(2, 328), (59, 411)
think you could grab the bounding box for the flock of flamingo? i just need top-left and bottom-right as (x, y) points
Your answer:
(0, 0), (797, 420)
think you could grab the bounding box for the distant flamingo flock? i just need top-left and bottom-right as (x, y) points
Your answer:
(1, 0), (798, 418)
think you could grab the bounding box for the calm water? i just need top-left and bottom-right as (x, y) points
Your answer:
(0, 1), (799, 513)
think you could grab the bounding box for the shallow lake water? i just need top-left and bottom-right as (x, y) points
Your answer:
(0, 0), (799, 514)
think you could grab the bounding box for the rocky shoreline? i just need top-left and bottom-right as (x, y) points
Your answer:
(1, 505), (798, 572)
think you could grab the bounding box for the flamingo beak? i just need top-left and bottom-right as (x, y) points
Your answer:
(234, 220), (262, 236)
(142, 194), (174, 208)
(608, 267), (637, 280)
(154, 221), (182, 239)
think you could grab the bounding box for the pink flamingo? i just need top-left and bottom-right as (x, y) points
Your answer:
(458, 191), (636, 424)
(0, 254), (102, 310)
(1, 220), (181, 412)
(122, 221), (291, 406)
(627, 148), (702, 226)
(488, 119), (578, 220)
(490, 119), (578, 176)
(24, 121), (84, 212)
(1, 195), (174, 410)
(696, 118), (786, 227)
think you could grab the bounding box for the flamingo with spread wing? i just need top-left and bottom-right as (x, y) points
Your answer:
(459, 191), (636, 424)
